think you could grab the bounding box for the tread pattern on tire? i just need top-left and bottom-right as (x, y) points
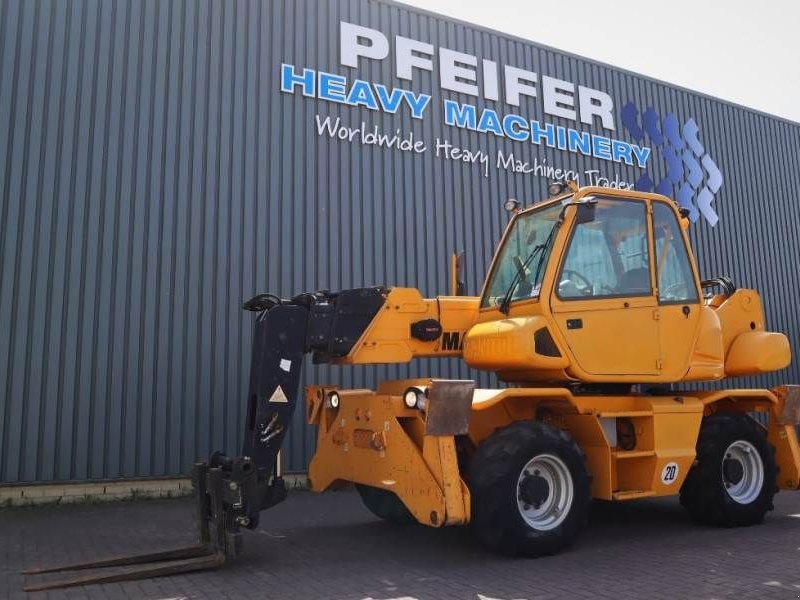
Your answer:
(679, 412), (777, 526)
(469, 420), (591, 557)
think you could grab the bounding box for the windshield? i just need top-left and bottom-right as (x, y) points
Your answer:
(481, 203), (564, 309)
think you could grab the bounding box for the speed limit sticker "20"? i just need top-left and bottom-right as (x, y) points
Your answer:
(661, 462), (679, 484)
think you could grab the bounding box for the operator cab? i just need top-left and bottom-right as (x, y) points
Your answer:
(474, 188), (703, 383)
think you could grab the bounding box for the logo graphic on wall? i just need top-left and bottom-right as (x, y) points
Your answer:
(621, 102), (723, 226)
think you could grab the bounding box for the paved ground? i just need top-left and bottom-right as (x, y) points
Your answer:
(2, 488), (800, 600)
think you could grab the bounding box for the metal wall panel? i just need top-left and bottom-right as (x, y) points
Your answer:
(1, 0), (798, 482)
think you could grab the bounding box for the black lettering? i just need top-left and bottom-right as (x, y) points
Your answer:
(441, 331), (461, 351)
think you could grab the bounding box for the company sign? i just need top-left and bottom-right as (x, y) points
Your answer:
(279, 21), (722, 225)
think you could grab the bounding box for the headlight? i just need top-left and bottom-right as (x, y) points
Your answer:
(404, 388), (422, 409)
(548, 181), (565, 196)
(326, 391), (340, 409)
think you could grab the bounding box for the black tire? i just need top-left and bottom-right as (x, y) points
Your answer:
(469, 421), (591, 557)
(355, 484), (415, 524)
(680, 412), (777, 526)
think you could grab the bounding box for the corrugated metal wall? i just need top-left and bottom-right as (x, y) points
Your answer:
(1, 0), (798, 483)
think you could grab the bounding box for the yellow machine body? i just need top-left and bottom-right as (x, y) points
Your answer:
(305, 186), (799, 528)
(334, 188), (791, 384)
(307, 380), (800, 525)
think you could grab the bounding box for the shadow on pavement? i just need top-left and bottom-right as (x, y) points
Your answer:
(4, 488), (800, 599)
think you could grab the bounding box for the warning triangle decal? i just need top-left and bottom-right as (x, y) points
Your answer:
(269, 385), (289, 403)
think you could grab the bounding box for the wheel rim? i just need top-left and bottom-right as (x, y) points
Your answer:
(516, 454), (574, 531)
(722, 440), (764, 504)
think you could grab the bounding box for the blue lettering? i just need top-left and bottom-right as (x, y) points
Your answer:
(567, 130), (591, 155)
(281, 63), (315, 97)
(281, 65), (651, 169)
(346, 79), (378, 109)
(375, 85), (404, 113)
(444, 100), (477, 129)
(611, 140), (633, 165)
(502, 114), (529, 141)
(318, 71), (346, 102)
(556, 126), (567, 150)
(592, 135), (612, 160)
(529, 121), (555, 147)
(477, 109), (503, 136)
(631, 145), (651, 168)
(402, 90), (431, 119)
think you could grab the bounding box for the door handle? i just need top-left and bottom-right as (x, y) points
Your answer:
(567, 318), (583, 330)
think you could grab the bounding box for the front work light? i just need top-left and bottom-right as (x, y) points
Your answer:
(404, 388), (420, 408)
(548, 181), (565, 197)
(503, 198), (521, 213)
(404, 387), (430, 410)
(326, 391), (340, 409)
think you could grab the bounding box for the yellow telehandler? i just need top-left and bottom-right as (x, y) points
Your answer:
(25, 184), (800, 590)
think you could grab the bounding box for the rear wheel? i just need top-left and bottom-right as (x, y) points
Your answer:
(680, 412), (777, 526)
(355, 484), (415, 524)
(469, 421), (591, 556)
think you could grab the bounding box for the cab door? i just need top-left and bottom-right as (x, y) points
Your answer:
(549, 199), (660, 377)
(651, 201), (702, 379)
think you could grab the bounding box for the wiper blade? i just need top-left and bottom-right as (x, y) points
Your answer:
(497, 213), (564, 315)
(497, 243), (546, 314)
(530, 234), (554, 297)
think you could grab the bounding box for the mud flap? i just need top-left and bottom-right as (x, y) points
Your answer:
(424, 379), (476, 436)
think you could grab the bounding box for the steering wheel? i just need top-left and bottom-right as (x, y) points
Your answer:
(560, 269), (594, 296)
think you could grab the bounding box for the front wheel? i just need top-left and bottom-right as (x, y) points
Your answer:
(680, 412), (777, 526)
(469, 421), (591, 556)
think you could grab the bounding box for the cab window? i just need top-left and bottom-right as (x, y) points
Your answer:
(652, 202), (699, 303)
(558, 200), (651, 299)
(480, 203), (564, 308)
